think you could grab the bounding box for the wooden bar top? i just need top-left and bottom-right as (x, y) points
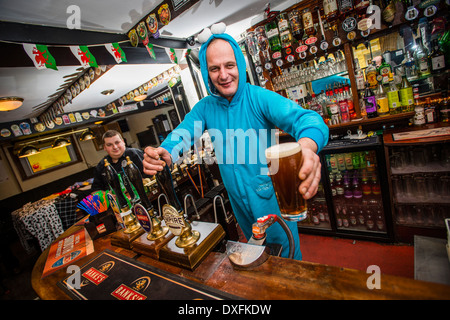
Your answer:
(32, 222), (450, 300)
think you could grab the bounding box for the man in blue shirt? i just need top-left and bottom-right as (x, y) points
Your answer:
(143, 32), (329, 260)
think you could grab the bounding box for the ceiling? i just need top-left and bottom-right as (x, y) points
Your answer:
(0, 0), (297, 124)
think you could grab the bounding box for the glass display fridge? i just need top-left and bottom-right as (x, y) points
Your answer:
(298, 135), (394, 241)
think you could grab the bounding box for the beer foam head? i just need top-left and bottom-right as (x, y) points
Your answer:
(265, 142), (301, 159)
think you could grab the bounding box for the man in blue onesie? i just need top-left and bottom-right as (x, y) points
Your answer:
(143, 32), (329, 260)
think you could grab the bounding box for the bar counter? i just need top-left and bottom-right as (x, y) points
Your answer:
(32, 220), (450, 300)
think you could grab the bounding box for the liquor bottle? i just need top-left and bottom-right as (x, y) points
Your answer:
(255, 26), (272, 69)
(288, 9), (304, 42)
(378, 54), (392, 85)
(354, 0), (371, 16)
(278, 13), (293, 49)
(265, 19), (282, 53)
(399, 75), (414, 112)
(323, 0), (339, 24)
(440, 93), (450, 123)
(387, 79), (401, 115)
(339, 0), (354, 15)
(302, 8), (315, 36)
(365, 60), (378, 89)
(338, 84), (350, 123)
(424, 97), (437, 124)
(402, 50), (418, 82)
(430, 39), (446, 74)
(382, 0), (396, 24)
(328, 85), (341, 125)
(344, 83), (357, 120)
(355, 58), (365, 91)
(376, 80), (390, 117)
(364, 82), (378, 118)
(413, 38), (431, 78)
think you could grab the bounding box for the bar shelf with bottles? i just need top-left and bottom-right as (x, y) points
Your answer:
(243, 0), (450, 131)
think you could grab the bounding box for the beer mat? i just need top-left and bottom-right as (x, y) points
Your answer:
(57, 249), (242, 300)
(392, 127), (450, 141)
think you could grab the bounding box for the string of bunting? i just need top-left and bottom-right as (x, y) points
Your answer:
(20, 0), (192, 70)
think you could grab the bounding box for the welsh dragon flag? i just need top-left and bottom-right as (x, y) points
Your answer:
(105, 43), (127, 63)
(70, 45), (98, 68)
(23, 44), (58, 70)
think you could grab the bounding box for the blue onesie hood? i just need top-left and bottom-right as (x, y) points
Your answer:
(198, 33), (247, 104)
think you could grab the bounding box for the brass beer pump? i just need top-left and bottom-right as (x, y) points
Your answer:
(105, 159), (144, 248)
(156, 160), (225, 270)
(123, 157), (172, 259)
(156, 162), (200, 248)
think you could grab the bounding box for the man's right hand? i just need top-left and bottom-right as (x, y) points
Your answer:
(143, 146), (172, 175)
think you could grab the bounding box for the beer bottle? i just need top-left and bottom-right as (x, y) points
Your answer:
(124, 156), (153, 211)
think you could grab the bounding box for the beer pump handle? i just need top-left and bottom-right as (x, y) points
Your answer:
(124, 156), (153, 211)
(155, 160), (183, 212)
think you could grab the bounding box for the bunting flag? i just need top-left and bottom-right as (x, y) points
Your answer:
(23, 44), (58, 70)
(165, 48), (177, 64)
(165, 48), (188, 64)
(105, 43), (127, 63)
(70, 45), (98, 68)
(137, 22), (156, 60)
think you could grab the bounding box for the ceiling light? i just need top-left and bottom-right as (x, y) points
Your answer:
(18, 145), (40, 158)
(79, 129), (95, 141)
(101, 89), (115, 96)
(0, 97), (24, 111)
(52, 137), (71, 149)
(133, 94), (147, 102)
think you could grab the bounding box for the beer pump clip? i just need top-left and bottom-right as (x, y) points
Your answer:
(226, 214), (295, 270)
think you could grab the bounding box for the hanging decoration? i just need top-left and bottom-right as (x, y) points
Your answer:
(23, 44), (58, 70)
(146, 13), (160, 39)
(158, 3), (171, 25)
(70, 45), (98, 68)
(137, 22), (156, 60)
(105, 43), (127, 63)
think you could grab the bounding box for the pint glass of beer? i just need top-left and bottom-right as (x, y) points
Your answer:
(265, 142), (307, 222)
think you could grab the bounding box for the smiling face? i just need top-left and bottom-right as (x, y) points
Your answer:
(103, 134), (126, 162)
(206, 39), (239, 102)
